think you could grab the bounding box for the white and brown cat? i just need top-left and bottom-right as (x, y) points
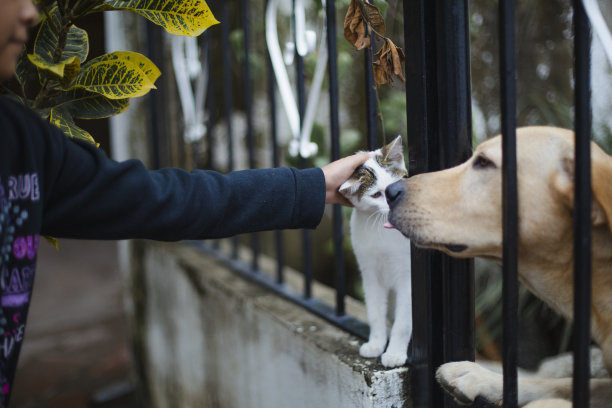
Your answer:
(340, 136), (412, 368)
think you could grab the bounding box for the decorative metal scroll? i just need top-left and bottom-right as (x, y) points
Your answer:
(266, 0), (328, 158)
(171, 35), (208, 143)
(583, 0), (612, 66)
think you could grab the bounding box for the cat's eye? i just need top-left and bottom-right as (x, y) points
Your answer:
(473, 155), (496, 169)
(371, 192), (382, 198)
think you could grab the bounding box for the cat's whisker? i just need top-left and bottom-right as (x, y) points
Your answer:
(369, 210), (387, 237)
(372, 211), (384, 230)
(375, 214), (384, 239)
(366, 211), (381, 229)
(377, 211), (388, 238)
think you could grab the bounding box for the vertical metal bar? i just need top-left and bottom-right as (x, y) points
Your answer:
(196, 32), (209, 170)
(146, 21), (161, 170)
(499, 1), (519, 406)
(434, 0), (474, 366)
(204, 24), (220, 251)
(402, 1), (442, 406)
(300, 145), (313, 294)
(573, 1), (592, 406)
(434, 4), (475, 408)
(404, 0), (474, 406)
(221, 2), (238, 259)
(242, 0), (260, 272)
(325, 0), (346, 317)
(292, 0), (313, 299)
(242, 1), (255, 171)
(221, 2), (234, 172)
(265, 0), (285, 284)
(205, 32), (215, 171)
(269, 59), (280, 171)
(364, 0), (378, 150)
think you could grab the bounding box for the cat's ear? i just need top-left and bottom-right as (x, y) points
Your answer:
(381, 135), (405, 167)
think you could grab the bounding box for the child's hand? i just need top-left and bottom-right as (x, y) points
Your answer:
(321, 152), (374, 206)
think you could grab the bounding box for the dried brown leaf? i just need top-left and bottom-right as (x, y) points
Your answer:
(344, 0), (372, 50)
(389, 40), (406, 83)
(344, 0), (365, 49)
(354, 20), (371, 50)
(372, 40), (389, 86)
(362, 2), (386, 37)
(343, 0), (357, 43)
(372, 39), (405, 86)
(374, 40), (390, 59)
(373, 61), (388, 85)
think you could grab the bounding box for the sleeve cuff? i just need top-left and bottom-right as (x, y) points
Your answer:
(292, 167), (326, 229)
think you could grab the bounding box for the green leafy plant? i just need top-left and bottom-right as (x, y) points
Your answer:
(2, 0), (219, 144)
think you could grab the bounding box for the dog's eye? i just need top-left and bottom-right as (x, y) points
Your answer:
(473, 155), (495, 169)
(371, 192), (382, 199)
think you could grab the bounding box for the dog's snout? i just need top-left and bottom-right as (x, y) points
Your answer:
(385, 181), (405, 208)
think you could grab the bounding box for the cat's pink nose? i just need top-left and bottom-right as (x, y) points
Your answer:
(385, 181), (404, 208)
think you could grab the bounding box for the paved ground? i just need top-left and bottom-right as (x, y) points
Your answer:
(10, 239), (136, 408)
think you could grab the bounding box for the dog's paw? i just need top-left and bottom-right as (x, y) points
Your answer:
(381, 350), (407, 368)
(359, 341), (386, 358)
(435, 361), (503, 405)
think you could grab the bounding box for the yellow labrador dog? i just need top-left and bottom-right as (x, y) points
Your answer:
(386, 126), (612, 407)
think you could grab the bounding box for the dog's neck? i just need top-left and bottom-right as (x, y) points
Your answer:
(518, 224), (612, 347)
(518, 251), (573, 322)
(591, 225), (612, 348)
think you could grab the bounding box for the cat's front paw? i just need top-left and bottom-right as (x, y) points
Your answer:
(360, 341), (386, 358)
(381, 350), (407, 368)
(435, 361), (503, 405)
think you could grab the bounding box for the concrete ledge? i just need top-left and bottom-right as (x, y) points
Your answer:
(130, 241), (411, 408)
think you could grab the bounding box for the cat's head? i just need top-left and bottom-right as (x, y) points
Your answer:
(339, 135), (407, 212)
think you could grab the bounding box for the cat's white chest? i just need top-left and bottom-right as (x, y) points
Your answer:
(349, 210), (411, 263)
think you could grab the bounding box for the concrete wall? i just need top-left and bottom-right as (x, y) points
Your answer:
(129, 241), (411, 408)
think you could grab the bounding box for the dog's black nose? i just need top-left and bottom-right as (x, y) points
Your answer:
(385, 181), (405, 208)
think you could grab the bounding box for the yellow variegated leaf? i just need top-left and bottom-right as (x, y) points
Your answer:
(49, 107), (97, 144)
(50, 89), (129, 119)
(60, 58), (82, 85)
(104, 0), (219, 37)
(32, 5), (88, 78)
(70, 51), (157, 99)
(88, 4), (113, 13)
(108, 51), (160, 84)
(28, 54), (80, 78)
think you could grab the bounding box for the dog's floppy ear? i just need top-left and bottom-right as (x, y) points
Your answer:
(591, 144), (612, 232)
(553, 143), (612, 231)
(552, 152), (575, 210)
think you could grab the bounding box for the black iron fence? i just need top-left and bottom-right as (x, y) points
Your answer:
(145, 1), (597, 407)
